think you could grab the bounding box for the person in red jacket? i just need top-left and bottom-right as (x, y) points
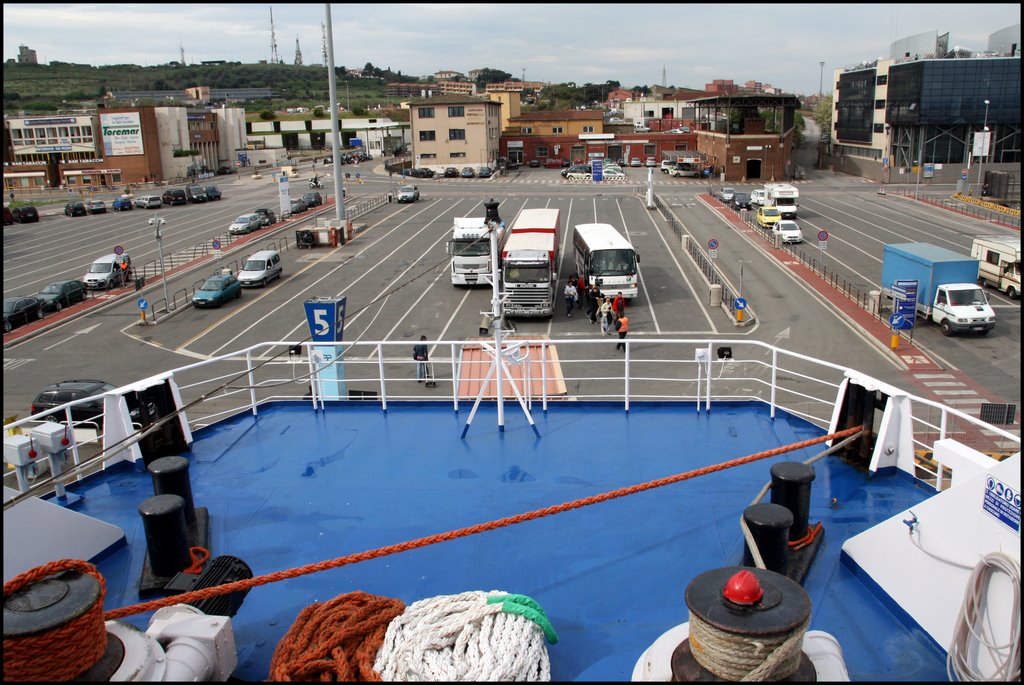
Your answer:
(612, 292), (625, 318)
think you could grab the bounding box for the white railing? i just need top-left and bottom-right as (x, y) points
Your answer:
(5, 338), (1018, 500)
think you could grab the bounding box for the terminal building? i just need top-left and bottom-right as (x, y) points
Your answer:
(828, 23), (1020, 194)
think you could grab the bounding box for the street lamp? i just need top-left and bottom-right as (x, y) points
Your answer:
(819, 61), (825, 97)
(766, 144), (774, 181)
(976, 99), (990, 195)
(148, 217), (170, 312)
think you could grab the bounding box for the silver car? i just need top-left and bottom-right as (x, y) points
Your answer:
(229, 213), (263, 235)
(718, 187), (736, 203)
(396, 185), (420, 203)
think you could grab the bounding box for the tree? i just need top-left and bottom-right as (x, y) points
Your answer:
(259, 110), (277, 120)
(313, 107), (324, 117)
(811, 96), (832, 136)
(474, 68), (512, 88)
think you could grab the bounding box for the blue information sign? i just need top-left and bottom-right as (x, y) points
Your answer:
(734, 297), (747, 310)
(304, 297), (347, 343)
(137, 298), (149, 311)
(893, 279), (918, 326)
(591, 160), (603, 182)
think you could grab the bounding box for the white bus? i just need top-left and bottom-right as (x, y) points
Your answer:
(572, 223), (639, 299)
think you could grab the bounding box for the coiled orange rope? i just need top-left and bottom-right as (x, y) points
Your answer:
(268, 591), (405, 681)
(3, 559), (108, 681)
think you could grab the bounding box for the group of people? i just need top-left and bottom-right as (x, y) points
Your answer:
(563, 274), (630, 350)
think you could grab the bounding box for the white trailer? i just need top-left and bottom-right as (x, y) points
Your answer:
(764, 183), (799, 219)
(972, 235), (1021, 298)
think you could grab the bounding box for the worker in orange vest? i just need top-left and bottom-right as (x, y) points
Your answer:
(615, 313), (630, 351)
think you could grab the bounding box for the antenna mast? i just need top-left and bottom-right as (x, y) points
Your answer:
(321, 23), (328, 65)
(270, 7), (281, 64)
(294, 37), (303, 65)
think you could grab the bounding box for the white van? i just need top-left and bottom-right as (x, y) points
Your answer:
(83, 253), (132, 290)
(633, 121), (651, 133)
(238, 250), (282, 287)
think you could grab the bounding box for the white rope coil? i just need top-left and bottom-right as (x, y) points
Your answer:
(688, 611), (809, 681)
(373, 590), (552, 681)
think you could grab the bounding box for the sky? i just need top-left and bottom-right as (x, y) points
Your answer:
(3, 4), (1020, 96)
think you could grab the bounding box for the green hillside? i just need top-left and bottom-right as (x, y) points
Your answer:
(2, 61), (397, 113)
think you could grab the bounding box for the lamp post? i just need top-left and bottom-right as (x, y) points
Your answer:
(766, 144), (774, 181)
(976, 99), (990, 195)
(819, 61), (825, 97)
(149, 217), (170, 312)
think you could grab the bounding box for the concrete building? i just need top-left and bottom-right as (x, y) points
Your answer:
(246, 116), (407, 156)
(17, 45), (38, 65)
(408, 94), (501, 171)
(486, 91), (522, 135)
(828, 24), (1021, 191)
(3, 105), (247, 190)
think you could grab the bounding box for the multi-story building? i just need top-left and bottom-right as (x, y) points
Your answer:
(246, 116), (407, 156)
(3, 105), (247, 190)
(408, 94), (501, 170)
(829, 24), (1020, 189)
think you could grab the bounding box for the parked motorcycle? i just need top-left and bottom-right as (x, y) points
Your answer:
(309, 178), (323, 189)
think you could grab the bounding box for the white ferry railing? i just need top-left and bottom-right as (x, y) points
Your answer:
(5, 338), (1018, 500)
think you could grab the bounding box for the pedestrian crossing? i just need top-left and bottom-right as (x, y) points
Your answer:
(429, 177), (813, 186)
(3, 358), (34, 371)
(913, 372), (1019, 450)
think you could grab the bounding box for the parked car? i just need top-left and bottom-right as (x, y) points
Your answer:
(216, 166), (233, 175)
(543, 158), (564, 169)
(660, 160), (676, 174)
(630, 158), (642, 167)
(161, 189), (187, 205)
(254, 208), (277, 228)
(505, 160), (520, 170)
(11, 205), (40, 222)
(4, 296), (43, 333)
(772, 220), (804, 244)
(204, 186), (222, 201)
(135, 195), (163, 209)
(645, 157), (657, 167)
(731, 192), (752, 210)
(111, 196), (134, 211)
(563, 164), (591, 179)
(229, 213), (263, 235)
(750, 189), (767, 206)
(30, 379), (157, 430)
(396, 185), (420, 203)
(289, 198), (309, 214)
(192, 272), (242, 308)
(35, 280), (87, 312)
(3, 207), (13, 225)
(64, 202), (88, 217)
(528, 159), (541, 168)
(416, 168), (436, 178)
(756, 205), (783, 229)
(717, 187), (736, 203)
(86, 200), (107, 214)
(478, 166), (493, 178)
(302, 191), (324, 207)
(460, 167), (475, 178)
(185, 185), (207, 203)
(602, 168), (627, 180)
(443, 167), (459, 178)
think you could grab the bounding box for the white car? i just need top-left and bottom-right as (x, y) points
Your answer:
(660, 160), (675, 173)
(750, 189), (767, 206)
(602, 168), (627, 180)
(229, 213), (263, 235)
(134, 195), (162, 209)
(565, 170), (592, 180)
(772, 220), (804, 244)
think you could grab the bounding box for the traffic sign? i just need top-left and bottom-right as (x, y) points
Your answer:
(114, 245), (124, 256)
(817, 230), (828, 241)
(889, 313), (912, 330)
(137, 298), (149, 311)
(734, 297), (747, 310)
(304, 296), (347, 343)
(211, 239), (221, 250)
(709, 250), (718, 259)
(708, 239), (719, 250)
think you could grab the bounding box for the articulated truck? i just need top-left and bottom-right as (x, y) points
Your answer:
(447, 216), (504, 285)
(500, 208), (561, 317)
(881, 243), (995, 336)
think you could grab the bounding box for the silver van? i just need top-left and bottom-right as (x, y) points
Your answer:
(83, 253), (132, 290)
(238, 250), (282, 287)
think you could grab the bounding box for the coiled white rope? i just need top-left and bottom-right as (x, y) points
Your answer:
(946, 551), (1021, 681)
(689, 610), (809, 681)
(373, 590), (556, 681)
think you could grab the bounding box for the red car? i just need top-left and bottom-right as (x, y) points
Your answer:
(543, 158), (565, 168)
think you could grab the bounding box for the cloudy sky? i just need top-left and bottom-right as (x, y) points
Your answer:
(3, 4), (1020, 95)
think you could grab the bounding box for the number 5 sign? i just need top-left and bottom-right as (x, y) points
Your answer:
(304, 296), (347, 342)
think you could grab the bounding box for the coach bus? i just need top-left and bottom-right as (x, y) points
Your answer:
(572, 223), (639, 299)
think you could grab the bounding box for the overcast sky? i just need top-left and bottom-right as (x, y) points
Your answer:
(3, 4), (1020, 95)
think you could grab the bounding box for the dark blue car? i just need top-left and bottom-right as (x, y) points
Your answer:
(192, 273), (242, 308)
(112, 197), (134, 211)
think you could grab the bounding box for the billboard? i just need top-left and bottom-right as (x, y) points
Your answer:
(99, 112), (144, 156)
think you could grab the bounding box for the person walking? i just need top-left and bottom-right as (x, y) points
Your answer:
(615, 312), (630, 351)
(599, 297), (614, 335)
(576, 274), (586, 309)
(564, 280), (578, 317)
(612, 292), (625, 319)
(413, 336), (433, 385)
(586, 289), (600, 324)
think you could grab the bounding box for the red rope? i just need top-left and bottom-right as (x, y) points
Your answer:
(184, 546), (210, 574)
(3, 560), (108, 681)
(789, 521), (824, 550)
(103, 426), (861, 621)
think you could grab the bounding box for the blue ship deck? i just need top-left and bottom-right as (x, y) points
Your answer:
(69, 400), (946, 681)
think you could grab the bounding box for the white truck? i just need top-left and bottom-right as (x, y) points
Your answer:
(971, 235), (1020, 298)
(764, 182), (799, 219)
(500, 208), (561, 317)
(447, 217), (503, 286)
